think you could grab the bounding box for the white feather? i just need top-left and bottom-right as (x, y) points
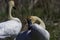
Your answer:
(0, 20), (22, 38)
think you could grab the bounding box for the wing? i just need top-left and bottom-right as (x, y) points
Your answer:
(31, 24), (50, 40)
(0, 20), (22, 38)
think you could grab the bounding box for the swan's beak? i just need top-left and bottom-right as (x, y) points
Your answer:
(13, 6), (16, 9)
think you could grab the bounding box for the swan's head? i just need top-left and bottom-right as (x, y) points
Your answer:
(9, 0), (15, 8)
(26, 16), (40, 24)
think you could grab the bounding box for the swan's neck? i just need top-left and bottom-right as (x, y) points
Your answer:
(9, 6), (14, 20)
(36, 17), (45, 29)
(8, 6), (20, 22)
(8, 3), (14, 19)
(8, 1), (15, 20)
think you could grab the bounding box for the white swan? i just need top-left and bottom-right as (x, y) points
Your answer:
(15, 16), (50, 40)
(0, 0), (22, 39)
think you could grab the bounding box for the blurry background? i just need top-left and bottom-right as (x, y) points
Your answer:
(0, 0), (60, 40)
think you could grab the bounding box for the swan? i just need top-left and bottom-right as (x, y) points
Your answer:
(27, 16), (46, 29)
(0, 0), (22, 39)
(27, 16), (50, 40)
(15, 16), (50, 40)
